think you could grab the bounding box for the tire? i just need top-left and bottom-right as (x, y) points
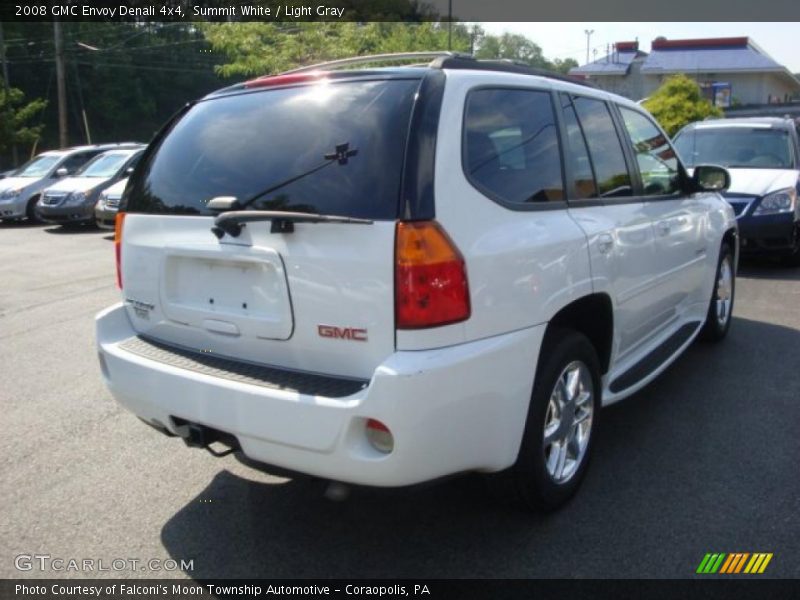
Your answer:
(780, 225), (800, 267)
(489, 329), (601, 512)
(26, 196), (41, 222)
(700, 242), (735, 342)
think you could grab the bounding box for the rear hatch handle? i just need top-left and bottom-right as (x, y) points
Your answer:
(210, 207), (373, 238)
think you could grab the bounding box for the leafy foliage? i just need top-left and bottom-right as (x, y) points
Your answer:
(643, 75), (723, 136)
(0, 78), (46, 155)
(200, 23), (474, 77)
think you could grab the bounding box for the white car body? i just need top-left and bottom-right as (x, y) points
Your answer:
(96, 61), (737, 491)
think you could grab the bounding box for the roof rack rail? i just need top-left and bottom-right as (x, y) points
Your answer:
(431, 55), (597, 89)
(282, 51), (468, 74)
(274, 51), (595, 90)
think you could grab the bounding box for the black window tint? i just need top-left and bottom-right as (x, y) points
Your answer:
(572, 97), (632, 198)
(619, 108), (680, 196)
(560, 94), (597, 199)
(463, 88), (564, 204)
(127, 79), (419, 219)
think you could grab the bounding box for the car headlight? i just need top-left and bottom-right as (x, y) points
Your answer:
(64, 191), (87, 206)
(752, 188), (797, 216)
(0, 188), (22, 200)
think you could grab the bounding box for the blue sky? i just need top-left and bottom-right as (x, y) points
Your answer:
(480, 23), (800, 72)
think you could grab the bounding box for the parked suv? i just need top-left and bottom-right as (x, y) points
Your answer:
(96, 54), (736, 510)
(37, 146), (144, 225)
(0, 144), (140, 222)
(674, 118), (800, 265)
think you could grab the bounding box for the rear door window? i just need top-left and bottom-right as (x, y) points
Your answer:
(127, 79), (420, 219)
(619, 107), (680, 196)
(571, 96), (633, 198)
(463, 88), (564, 205)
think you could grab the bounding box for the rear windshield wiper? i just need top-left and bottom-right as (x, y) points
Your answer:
(211, 210), (372, 238)
(207, 142), (369, 237)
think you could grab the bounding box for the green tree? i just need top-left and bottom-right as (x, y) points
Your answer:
(0, 78), (47, 155)
(200, 22), (474, 78)
(474, 32), (549, 67)
(643, 74), (723, 136)
(551, 57), (579, 75)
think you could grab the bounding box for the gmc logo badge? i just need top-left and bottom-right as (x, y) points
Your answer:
(318, 325), (368, 342)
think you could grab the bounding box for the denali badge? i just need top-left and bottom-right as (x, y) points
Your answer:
(318, 325), (368, 342)
(125, 298), (155, 320)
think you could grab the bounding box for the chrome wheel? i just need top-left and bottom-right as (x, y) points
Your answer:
(715, 256), (733, 327)
(542, 360), (594, 484)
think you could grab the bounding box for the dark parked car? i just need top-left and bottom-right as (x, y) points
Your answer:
(674, 117), (800, 265)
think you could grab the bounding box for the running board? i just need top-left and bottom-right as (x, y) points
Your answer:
(608, 322), (702, 393)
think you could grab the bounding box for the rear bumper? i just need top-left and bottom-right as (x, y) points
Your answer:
(96, 303), (543, 487)
(738, 212), (798, 255)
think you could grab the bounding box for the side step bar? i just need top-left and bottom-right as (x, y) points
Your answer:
(609, 322), (701, 393)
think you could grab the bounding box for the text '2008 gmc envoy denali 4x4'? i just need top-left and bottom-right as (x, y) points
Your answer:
(96, 53), (737, 511)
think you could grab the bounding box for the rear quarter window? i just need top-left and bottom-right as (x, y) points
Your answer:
(463, 88), (564, 206)
(126, 79), (420, 220)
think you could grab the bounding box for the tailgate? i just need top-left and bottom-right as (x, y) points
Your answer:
(121, 214), (396, 380)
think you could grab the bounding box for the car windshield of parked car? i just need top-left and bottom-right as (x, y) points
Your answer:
(78, 153), (131, 178)
(16, 155), (61, 178)
(126, 79), (419, 219)
(674, 126), (794, 169)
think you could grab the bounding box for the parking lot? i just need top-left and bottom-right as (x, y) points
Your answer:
(1, 220), (798, 579)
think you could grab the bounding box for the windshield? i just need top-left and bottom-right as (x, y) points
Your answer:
(674, 127), (794, 169)
(16, 155), (62, 178)
(78, 153), (131, 178)
(126, 78), (420, 219)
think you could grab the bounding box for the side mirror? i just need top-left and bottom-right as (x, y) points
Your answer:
(125, 166), (135, 175)
(692, 165), (730, 192)
(55, 167), (69, 178)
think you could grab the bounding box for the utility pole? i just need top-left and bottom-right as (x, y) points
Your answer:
(54, 20), (68, 148)
(447, 0), (453, 51)
(0, 22), (19, 165)
(584, 29), (594, 64)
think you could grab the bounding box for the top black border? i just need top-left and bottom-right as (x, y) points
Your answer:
(3, 0), (800, 22)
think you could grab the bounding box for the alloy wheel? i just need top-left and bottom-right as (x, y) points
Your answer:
(542, 360), (594, 484)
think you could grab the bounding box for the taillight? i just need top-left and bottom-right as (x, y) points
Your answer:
(395, 221), (470, 329)
(114, 212), (126, 289)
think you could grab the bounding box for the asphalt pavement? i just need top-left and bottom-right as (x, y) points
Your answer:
(1, 220), (798, 579)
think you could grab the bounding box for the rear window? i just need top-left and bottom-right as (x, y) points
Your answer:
(126, 79), (420, 219)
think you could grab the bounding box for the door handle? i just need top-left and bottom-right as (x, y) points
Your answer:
(597, 233), (614, 254)
(656, 220), (671, 236)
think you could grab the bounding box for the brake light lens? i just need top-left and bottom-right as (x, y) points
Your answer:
(114, 212), (126, 289)
(395, 221), (470, 329)
(244, 71), (327, 88)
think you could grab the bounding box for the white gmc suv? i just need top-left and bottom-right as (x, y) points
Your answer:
(96, 53), (737, 511)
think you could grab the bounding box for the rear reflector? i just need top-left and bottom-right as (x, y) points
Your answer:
(114, 212), (126, 289)
(365, 419), (393, 454)
(395, 221), (470, 329)
(244, 71), (327, 89)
